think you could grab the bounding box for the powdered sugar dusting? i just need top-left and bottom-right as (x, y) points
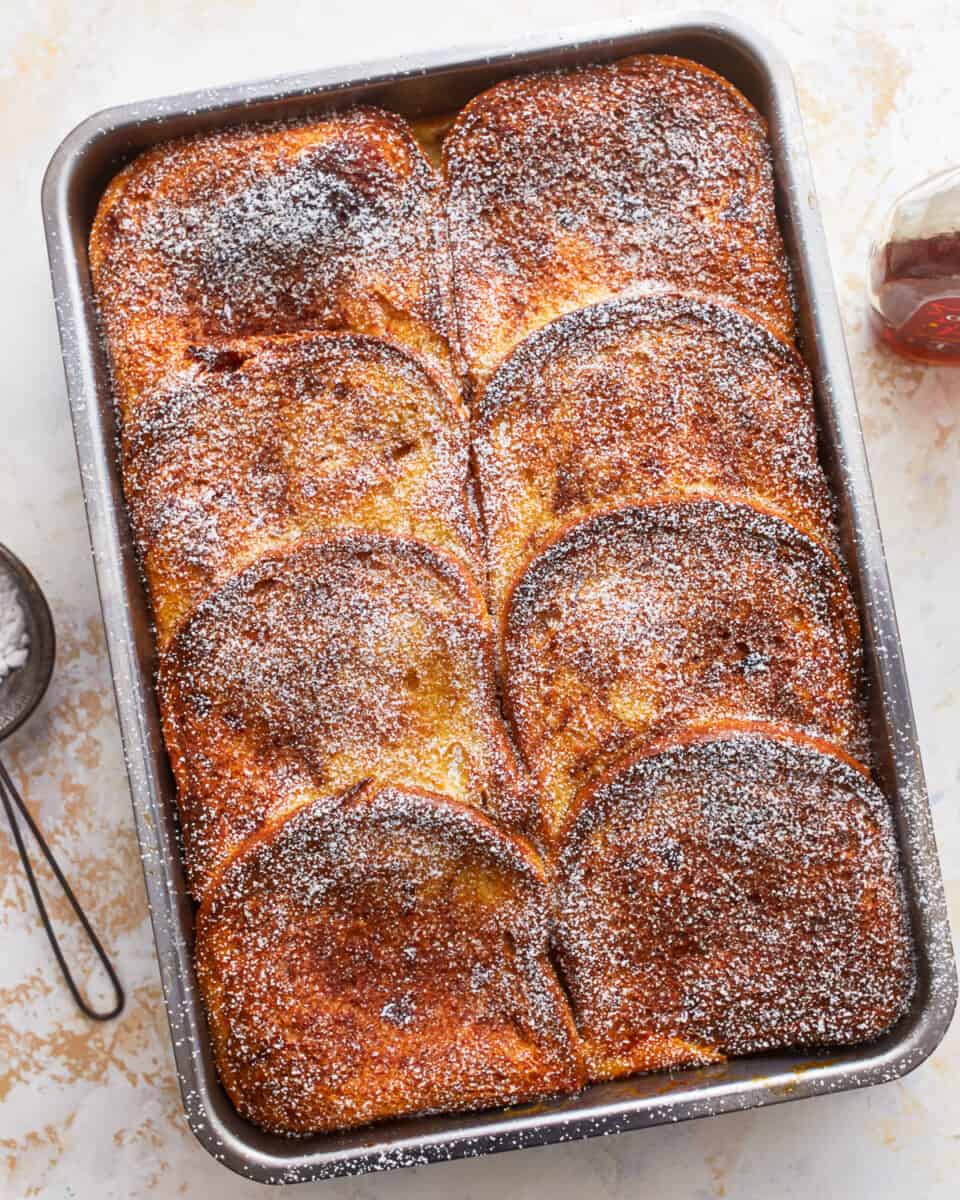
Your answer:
(504, 499), (869, 832)
(195, 783), (583, 1134)
(554, 730), (915, 1079)
(444, 55), (794, 389)
(475, 294), (836, 619)
(86, 52), (917, 1145)
(160, 534), (531, 896)
(90, 106), (456, 408)
(121, 331), (479, 645)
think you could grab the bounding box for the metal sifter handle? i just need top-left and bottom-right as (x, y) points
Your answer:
(0, 756), (124, 1021)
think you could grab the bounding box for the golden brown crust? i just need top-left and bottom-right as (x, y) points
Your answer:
(86, 56), (914, 1137)
(121, 332), (480, 646)
(502, 499), (868, 835)
(444, 54), (793, 391)
(553, 727), (915, 1080)
(160, 534), (534, 898)
(196, 782), (585, 1134)
(475, 295), (834, 620)
(90, 106), (456, 405)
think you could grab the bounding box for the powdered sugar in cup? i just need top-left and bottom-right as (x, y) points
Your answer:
(0, 566), (31, 682)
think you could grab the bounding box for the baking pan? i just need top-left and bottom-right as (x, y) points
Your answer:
(42, 12), (957, 1184)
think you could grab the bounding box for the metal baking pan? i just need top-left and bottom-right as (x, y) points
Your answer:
(42, 12), (957, 1185)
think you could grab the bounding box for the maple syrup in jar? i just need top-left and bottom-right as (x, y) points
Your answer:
(868, 166), (960, 365)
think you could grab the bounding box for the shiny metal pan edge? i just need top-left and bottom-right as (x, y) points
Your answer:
(41, 12), (957, 1184)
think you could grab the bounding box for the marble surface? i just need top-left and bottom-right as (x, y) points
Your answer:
(1, 1), (958, 1195)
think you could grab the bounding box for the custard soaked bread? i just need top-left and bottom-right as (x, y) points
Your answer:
(503, 500), (868, 835)
(553, 727), (914, 1081)
(88, 51), (914, 1140)
(122, 332), (479, 647)
(475, 295), (834, 620)
(160, 535), (532, 898)
(90, 106), (456, 406)
(196, 784), (585, 1134)
(444, 55), (793, 391)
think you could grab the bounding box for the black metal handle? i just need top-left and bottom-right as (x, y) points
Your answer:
(0, 756), (124, 1021)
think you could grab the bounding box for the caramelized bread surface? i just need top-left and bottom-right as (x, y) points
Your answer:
(160, 535), (532, 897)
(90, 106), (455, 404)
(503, 500), (867, 834)
(554, 727), (915, 1080)
(122, 332), (479, 646)
(196, 783), (585, 1134)
(475, 295), (834, 619)
(85, 52), (914, 1140)
(444, 54), (792, 390)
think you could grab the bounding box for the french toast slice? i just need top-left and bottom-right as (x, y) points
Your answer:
(121, 332), (479, 646)
(90, 106), (456, 405)
(160, 534), (533, 898)
(553, 725), (915, 1081)
(444, 54), (793, 391)
(195, 782), (585, 1134)
(475, 295), (834, 620)
(502, 499), (868, 835)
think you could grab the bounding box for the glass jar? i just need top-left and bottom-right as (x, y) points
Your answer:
(868, 166), (960, 365)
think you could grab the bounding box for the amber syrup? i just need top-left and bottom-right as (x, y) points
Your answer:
(869, 232), (960, 365)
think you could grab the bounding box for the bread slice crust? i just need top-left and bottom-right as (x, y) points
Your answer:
(121, 331), (480, 646)
(444, 54), (793, 390)
(90, 106), (456, 403)
(475, 295), (833, 620)
(502, 499), (868, 834)
(196, 782), (586, 1134)
(553, 724), (915, 1080)
(160, 534), (533, 897)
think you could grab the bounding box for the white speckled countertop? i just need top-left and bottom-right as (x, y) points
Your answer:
(1, 1), (958, 1196)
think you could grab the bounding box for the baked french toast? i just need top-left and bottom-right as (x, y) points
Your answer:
(444, 54), (793, 391)
(85, 50), (915, 1142)
(160, 535), (532, 897)
(503, 499), (868, 834)
(121, 332), (479, 646)
(553, 725), (914, 1081)
(475, 295), (834, 619)
(89, 106), (456, 405)
(196, 782), (585, 1134)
